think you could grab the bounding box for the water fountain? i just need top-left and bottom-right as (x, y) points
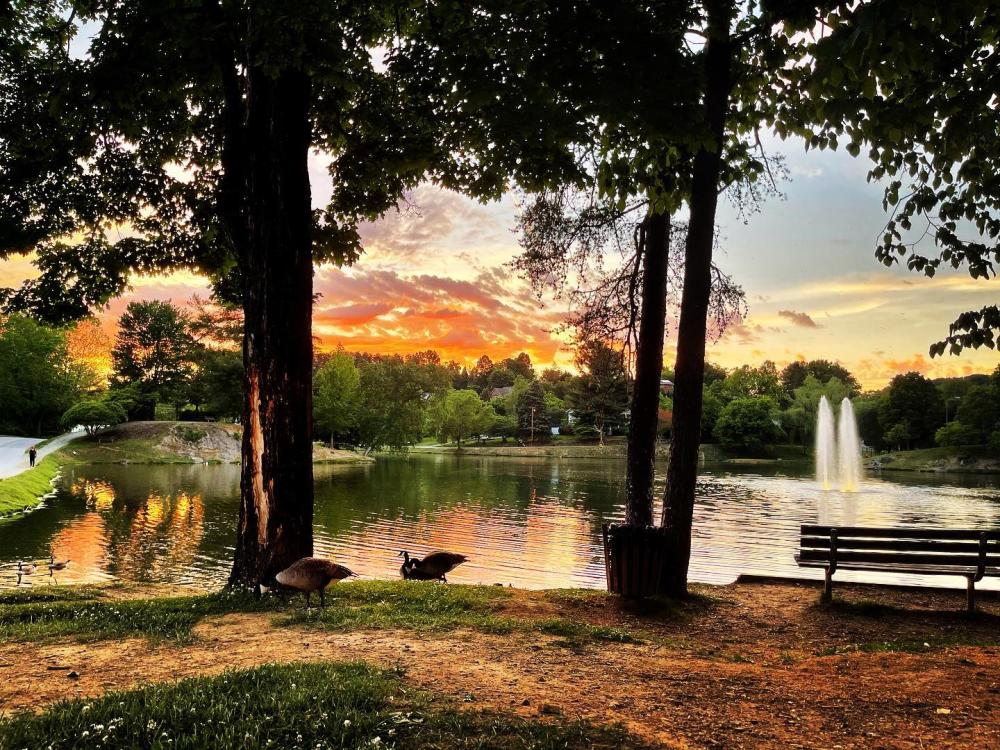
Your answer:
(815, 395), (862, 491)
(837, 398), (863, 491)
(815, 396), (837, 490)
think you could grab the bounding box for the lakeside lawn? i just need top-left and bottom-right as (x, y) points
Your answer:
(0, 455), (60, 517)
(1, 579), (998, 748)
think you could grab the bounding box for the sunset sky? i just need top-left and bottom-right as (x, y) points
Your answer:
(3, 134), (997, 391)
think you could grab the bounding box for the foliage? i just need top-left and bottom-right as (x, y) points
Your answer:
(853, 395), (885, 450)
(713, 397), (783, 451)
(111, 301), (194, 417)
(184, 348), (244, 420)
(60, 400), (127, 435)
(0, 314), (96, 436)
(883, 420), (913, 452)
(568, 339), (629, 442)
(313, 350), (360, 445)
(935, 421), (982, 448)
(516, 381), (549, 442)
(426, 389), (494, 446)
(780, 360), (860, 396)
(954, 384), (1000, 442)
(719, 361), (786, 405)
(355, 356), (432, 454)
(780, 2), (1000, 356)
(780, 375), (851, 445)
(879, 372), (944, 448)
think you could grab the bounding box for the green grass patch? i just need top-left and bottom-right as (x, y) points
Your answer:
(0, 582), (646, 648)
(282, 581), (645, 647)
(815, 635), (1000, 656)
(56, 437), (196, 465)
(0, 455), (61, 517)
(0, 661), (653, 749)
(0, 589), (279, 643)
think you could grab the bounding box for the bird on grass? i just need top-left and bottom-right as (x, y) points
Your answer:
(48, 555), (70, 574)
(399, 551), (468, 582)
(271, 557), (357, 608)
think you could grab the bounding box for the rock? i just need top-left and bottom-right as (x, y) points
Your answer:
(538, 703), (562, 716)
(68, 671), (79, 680)
(521, 699), (530, 706)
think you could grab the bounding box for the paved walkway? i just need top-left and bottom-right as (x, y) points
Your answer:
(0, 431), (84, 480)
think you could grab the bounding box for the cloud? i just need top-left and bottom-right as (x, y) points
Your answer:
(777, 309), (820, 328)
(883, 354), (933, 375)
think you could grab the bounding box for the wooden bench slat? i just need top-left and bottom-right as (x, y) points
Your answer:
(799, 538), (989, 554)
(797, 549), (1000, 567)
(795, 558), (984, 575)
(800, 525), (1000, 541)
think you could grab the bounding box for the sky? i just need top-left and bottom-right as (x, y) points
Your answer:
(2, 137), (998, 391)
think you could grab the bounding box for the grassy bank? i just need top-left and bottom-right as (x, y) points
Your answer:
(874, 445), (1000, 473)
(0, 661), (649, 749)
(411, 441), (812, 463)
(0, 455), (61, 517)
(0, 582), (639, 647)
(57, 421), (373, 466)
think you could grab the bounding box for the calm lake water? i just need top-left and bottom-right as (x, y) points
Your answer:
(3, 454), (1000, 591)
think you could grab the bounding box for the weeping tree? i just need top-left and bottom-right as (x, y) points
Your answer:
(0, 1), (441, 585)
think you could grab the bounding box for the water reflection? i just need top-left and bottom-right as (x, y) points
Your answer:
(2, 456), (999, 591)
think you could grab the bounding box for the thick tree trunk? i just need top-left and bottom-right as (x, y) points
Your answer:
(624, 210), (670, 527)
(659, 3), (734, 596)
(229, 66), (315, 586)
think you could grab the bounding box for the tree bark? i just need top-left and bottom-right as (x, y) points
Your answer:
(659, 2), (734, 596)
(624, 210), (670, 527)
(228, 65), (315, 586)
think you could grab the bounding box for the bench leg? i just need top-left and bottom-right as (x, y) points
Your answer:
(823, 567), (833, 602)
(967, 576), (976, 613)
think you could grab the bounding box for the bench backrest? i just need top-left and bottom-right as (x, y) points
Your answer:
(800, 525), (1000, 572)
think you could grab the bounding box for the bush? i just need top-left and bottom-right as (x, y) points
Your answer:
(935, 421), (981, 447)
(714, 396), (782, 450)
(177, 426), (206, 443)
(60, 400), (127, 435)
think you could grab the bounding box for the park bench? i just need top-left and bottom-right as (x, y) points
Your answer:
(796, 525), (1000, 612)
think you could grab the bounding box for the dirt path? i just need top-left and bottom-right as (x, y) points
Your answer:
(2, 580), (999, 749)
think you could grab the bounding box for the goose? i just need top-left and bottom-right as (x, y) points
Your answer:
(399, 550), (468, 582)
(48, 555), (70, 573)
(399, 551), (437, 581)
(17, 561), (36, 576)
(273, 557), (356, 607)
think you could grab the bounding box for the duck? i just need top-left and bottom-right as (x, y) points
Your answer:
(273, 557), (356, 607)
(48, 555), (70, 573)
(399, 550), (468, 582)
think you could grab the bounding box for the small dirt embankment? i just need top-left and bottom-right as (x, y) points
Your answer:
(57, 421), (372, 465)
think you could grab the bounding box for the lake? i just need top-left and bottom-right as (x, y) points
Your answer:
(3, 454), (1000, 591)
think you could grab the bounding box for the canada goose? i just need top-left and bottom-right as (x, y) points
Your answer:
(17, 561), (36, 576)
(274, 557), (356, 607)
(398, 551), (437, 581)
(399, 550), (468, 582)
(48, 555), (70, 573)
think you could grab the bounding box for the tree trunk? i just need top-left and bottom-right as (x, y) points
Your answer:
(228, 65), (315, 587)
(625, 210), (670, 527)
(659, 2), (735, 596)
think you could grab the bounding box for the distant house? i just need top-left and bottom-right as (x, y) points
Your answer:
(660, 379), (674, 396)
(487, 386), (514, 400)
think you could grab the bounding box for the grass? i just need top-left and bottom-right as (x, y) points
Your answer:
(0, 661), (654, 749)
(281, 581), (644, 647)
(0, 588), (280, 643)
(0, 582), (645, 648)
(0, 455), (61, 517)
(876, 445), (997, 472)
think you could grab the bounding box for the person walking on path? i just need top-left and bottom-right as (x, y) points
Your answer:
(28, 445), (37, 468)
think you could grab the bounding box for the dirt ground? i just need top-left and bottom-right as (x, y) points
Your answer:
(2, 578), (999, 749)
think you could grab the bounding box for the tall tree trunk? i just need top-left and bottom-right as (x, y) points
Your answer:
(229, 65), (315, 586)
(659, 2), (734, 596)
(624, 210), (670, 527)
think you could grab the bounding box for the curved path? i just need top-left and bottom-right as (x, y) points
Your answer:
(0, 431), (83, 480)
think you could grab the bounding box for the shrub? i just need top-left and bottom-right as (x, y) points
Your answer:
(60, 400), (127, 435)
(714, 396), (782, 450)
(935, 421), (981, 447)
